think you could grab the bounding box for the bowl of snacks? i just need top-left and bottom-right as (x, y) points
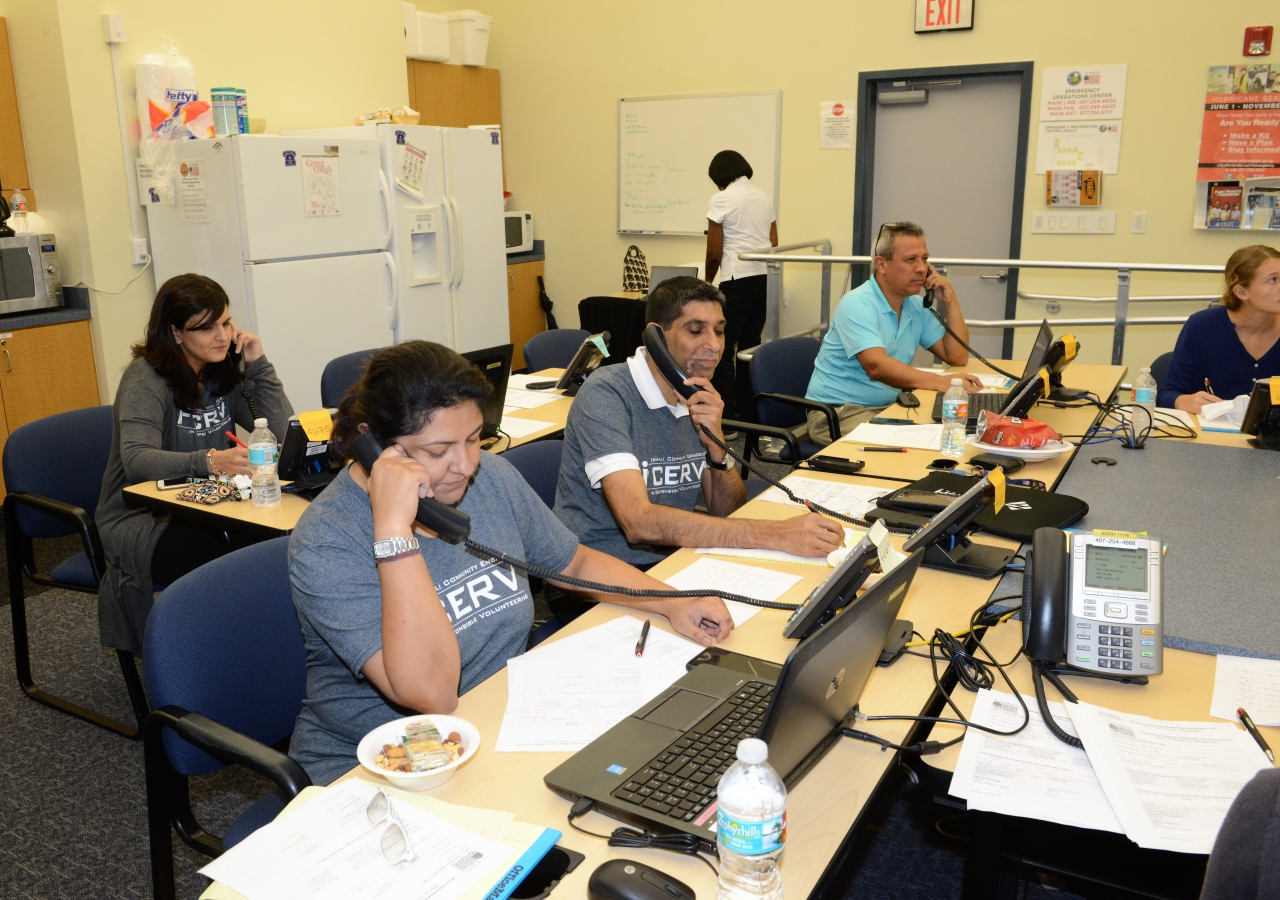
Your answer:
(357, 714), (480, 791)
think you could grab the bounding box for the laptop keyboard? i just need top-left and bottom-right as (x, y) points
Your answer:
(610, 682), (773, 823)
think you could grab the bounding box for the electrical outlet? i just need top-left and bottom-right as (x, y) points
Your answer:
(1132, 212), (1148, 234)
(131, 239), (150, 265)
(102, 14), (126, 44)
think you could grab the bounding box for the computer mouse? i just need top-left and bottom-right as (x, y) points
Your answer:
(587, 859), (695, 900)
(897, 391), (920, 408)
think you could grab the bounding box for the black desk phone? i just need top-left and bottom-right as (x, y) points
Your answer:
(642, 323), (700, 400)
(351, 431), (471, 544)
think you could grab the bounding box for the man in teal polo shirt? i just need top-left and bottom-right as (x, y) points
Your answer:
(804, 221), (983, 444)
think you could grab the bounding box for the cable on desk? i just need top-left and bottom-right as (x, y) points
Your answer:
(567, 799), (719, 875)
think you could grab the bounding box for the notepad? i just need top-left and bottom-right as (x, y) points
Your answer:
(1211, 655), (1280, 726)
(498, 417), (555, 439)
(845, 422), (943, 451)
(697, 527), (858, 568)
(756, 475), (890, 518)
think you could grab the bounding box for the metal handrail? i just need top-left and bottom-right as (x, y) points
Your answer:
(967, 316), (1192, 328)
(737, 244), (1226, 365)
(1017, 291), (1220, 305)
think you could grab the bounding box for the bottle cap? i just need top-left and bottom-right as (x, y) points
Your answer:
(951, 378), (962, 386)
(254, 417), (268, 428)
(736, 738), (768, 764)
(1140, 367), (1151, 373)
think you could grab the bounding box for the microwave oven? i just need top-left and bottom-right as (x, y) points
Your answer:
(0, 233), (63, 315)
(504, 211), (533, 254)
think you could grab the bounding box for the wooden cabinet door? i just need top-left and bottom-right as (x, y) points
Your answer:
(507, 261), (546, 369)
(0, 320), (101, 434)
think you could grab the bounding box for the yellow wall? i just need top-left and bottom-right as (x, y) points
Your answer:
(419, 0), (1269, 374)
(4, 0), (407, 399)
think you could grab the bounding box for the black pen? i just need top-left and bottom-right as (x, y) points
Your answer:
(1238, 707), (1274, 762)
(635, 619), (651, 657)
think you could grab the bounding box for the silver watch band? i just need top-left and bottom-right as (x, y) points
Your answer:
(373, 536), (421, 560)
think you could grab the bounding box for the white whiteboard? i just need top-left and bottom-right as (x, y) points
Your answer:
(618, 91), (781, 235)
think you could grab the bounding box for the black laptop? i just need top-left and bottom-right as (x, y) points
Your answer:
(930, 319), (1054, 430)
(461, 343), (514, 443)
(543, 550), (924, 843)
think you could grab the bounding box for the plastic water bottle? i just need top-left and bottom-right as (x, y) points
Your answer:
(1133, 367), (1157, 412)
(940, 378), (969, 457)
(248, 418), (281, 507)
(9, 188), (27, 234)
(716, 738), (785, 900)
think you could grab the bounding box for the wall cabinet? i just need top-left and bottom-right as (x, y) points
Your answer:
(507, 261), (546, 368)
(406, 60), (501, 129)
(0, 18), (35, 210)
(0, 319), (101, 497)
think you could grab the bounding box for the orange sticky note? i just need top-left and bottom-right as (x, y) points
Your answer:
(297, 409), (333, 442)
(988, 466), (1006, 514)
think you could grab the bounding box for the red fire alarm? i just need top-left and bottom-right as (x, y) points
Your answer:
(1244, 26), (1272, 56)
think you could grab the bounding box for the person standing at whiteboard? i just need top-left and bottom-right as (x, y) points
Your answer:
(705, 150), (777, 423)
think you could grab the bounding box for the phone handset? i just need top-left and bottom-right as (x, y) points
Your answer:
(923, 264), (939, 308)
(1022, 526), (1084, 747)
(350, 431), (471, 545)
(642, 323), (703, 401)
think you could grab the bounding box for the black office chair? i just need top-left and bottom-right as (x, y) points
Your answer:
(522, 329), (589, 373)
(1200, 767), (1280, 899)
(320, 347), (383, 408)
(501, 440), (563, 510)
(143, 536), (310, 900)
(3, 405), (151, 738)
(742, 336), (841, 466)
(1149, 351), (1174, 389)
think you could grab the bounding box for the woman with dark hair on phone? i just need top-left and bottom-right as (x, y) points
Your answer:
(95, 273), (293, 653)
(704, 149), (777, 422)
(287, 340), (732, 785)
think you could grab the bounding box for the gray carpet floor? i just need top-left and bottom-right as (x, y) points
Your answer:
(0, 459), (1089, 900)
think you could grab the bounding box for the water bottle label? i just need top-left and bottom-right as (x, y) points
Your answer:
(1134, 388), (1155, 404)
(717, 809), (786, 855)
(248, 447), (277, 466)
(942, 398), (968, 419)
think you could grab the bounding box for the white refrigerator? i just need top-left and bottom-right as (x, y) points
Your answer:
(287, 123), (510, 351)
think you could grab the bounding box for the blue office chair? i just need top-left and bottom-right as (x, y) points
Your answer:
(3, 405), (151, 738)
(742, 336), (841, 466)
(1149, 351), (1174, 389)
(320, 347), (383, 408)
(522, 328), (589, 372)
(143, 536), (309, 900)
(500, 440), (563, 510)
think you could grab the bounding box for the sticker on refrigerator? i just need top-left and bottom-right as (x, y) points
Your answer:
(136, 160), (173, 206)
(177, 159), (209, 222)
(301, 156), (342, 217)
(397, 142), (428, 200)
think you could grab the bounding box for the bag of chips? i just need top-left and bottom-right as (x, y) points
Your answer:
(974, 410), (1061, 449)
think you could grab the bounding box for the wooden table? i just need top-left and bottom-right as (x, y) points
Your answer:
(812, 361), (1127, 488)
(123, 369), (575, 537)
(332, 471), (1020, 900)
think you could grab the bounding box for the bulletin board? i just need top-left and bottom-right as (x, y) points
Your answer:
(618, 91), (781, 235)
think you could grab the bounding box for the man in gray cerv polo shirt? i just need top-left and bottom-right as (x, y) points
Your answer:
(555, 276), (844, 569)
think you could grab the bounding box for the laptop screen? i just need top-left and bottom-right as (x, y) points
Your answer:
(1020, 320), (1054, 380)
(461, 343), (514, 438)
(649, 266), (698, 289)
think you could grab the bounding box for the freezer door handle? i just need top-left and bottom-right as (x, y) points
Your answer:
(377, 170), (393, 250)
(449, 196), (464, 288)
(383, 252), (399, 333)
(444, 197), (462, 289)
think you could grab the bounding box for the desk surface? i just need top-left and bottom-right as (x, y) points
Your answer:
(922, 621), (1280, 776)
(502, 368), (572, 448)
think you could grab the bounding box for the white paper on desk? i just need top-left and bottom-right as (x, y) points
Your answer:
(1211, 655), (1280, 726)
(757, 475), (890, 518)
(697, 527), (857, 568)
(663, 557), (802, 627)
(508, 374), (562, 392)
(503, 388), (561, 409)
(496, 616), (701, 752)
(200, 779), (512, 900)
(1197, 413), (1242, 433)
(1065, 700), (1272, 854)
(845, 422), (943, 451)
(498, 417), (555, 439)
(949, 690), (1124, 834)
(915, 368), (1011, 389)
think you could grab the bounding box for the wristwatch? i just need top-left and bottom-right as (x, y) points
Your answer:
(373, 535), (421, 565)
(705, 451), (731, 471)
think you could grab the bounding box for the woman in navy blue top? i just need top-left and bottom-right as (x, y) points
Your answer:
(1158, 245), (1280, 412)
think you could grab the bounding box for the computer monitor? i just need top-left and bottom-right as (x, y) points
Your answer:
(782, 534), (880, 641)
(553, 331), (610, 397)
(461, 343), (514, 440)
(1240, 378), (1280, 450)
(902, 471), (1015, 578)
(649, 266), (698, 288)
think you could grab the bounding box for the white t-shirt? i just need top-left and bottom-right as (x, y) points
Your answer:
(707, 176), (774, 280)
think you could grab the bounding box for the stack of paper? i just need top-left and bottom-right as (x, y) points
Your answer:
(949, 690), (1272, 854)
(200, 779), (559, 900)
(663, 557), (803, 627)
(756, 475), (890, 519)
(497, 417), (555, 439)
(845, 422), (943, 451)
(496, 616), (701, 752)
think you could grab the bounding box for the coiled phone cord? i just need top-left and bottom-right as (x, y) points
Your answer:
(1032, 661), (1083, 748)
(464, 539), (800, 611)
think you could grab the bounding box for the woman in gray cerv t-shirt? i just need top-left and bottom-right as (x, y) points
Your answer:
(96, 274), (293, 654)
(287, 341), (735, 786)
